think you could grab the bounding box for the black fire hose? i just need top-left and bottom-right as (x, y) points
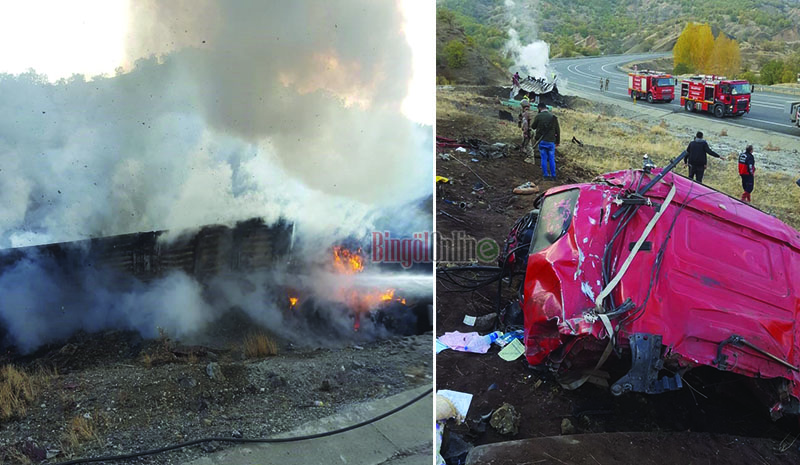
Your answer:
(52, 388), (432, 465)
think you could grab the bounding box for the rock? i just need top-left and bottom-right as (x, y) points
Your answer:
(201, 440), (220, 452)
(320, 379), (332, 392)
(206, 362), (225, 381)
(561, 418), (576, 435)
(178, 376), (197, 388)
(473, 313), (497, 332)
(490, 403), (520, 435)
(231, 430), (243, 438)
(264, 372), (287, 389)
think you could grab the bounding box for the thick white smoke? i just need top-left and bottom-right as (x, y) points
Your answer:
(0, 0), (431, 248)
(0, 1), (433, 352)
(502, 0), (552, 80)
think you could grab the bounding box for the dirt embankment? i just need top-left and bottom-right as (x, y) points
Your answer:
(435, 85), (800, 464)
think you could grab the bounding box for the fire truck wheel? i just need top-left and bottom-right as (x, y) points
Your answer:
(646, 93), (654, 103)
(713, 105), (725, 118)
(684, 100), (694, 112)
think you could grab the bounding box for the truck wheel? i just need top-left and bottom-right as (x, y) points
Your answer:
(713, 105), (725, 118)
(647, 93), (654, 103)
(684, 100), (694, 112)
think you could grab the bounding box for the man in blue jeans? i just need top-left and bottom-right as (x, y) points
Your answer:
(531, 102), (560, 180)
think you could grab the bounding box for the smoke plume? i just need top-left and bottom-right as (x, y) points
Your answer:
(0, 0), (430, 248)
(502, 0), (552, 80)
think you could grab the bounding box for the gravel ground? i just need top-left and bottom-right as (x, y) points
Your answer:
(0, 320), (432, 465)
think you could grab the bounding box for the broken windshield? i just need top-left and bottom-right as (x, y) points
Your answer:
(529, 189), (579, 255)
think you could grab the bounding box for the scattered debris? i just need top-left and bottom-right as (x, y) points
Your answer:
(571, 136), (584, 146)
(436, 394), (460, 422)
(438, 331), (501, 354)
(497, 339), (525, 361)
(490, 403), (520, 435)
(438, 209), (466, 224)
(473, 313), (497, 332)
(512, 181), (539, 195)
(451, 154), (492, 188)
(561, 418), (576, 435)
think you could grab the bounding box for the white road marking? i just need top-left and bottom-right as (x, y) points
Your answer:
(558, 57), (799, 133)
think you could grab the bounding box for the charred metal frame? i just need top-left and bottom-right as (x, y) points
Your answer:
(610, 333), (683, 396)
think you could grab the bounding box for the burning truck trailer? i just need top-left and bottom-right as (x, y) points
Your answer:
(0, 218), (431, 353)
(503, 153), (800, 421)
(511, 73), (566, 108)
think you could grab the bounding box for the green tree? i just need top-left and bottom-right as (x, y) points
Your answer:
(443, 40), (467, 69)
(760, 60), (784, 85)
(780, 69), (796, 83)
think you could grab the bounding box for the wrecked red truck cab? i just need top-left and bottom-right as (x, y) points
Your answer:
(521, 168), (800, 418)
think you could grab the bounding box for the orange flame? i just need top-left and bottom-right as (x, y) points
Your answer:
(288, 296), (298, 309)
(333, 246), (364, 274)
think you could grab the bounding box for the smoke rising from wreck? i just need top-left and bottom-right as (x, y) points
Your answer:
(503, 0), (552, 80)
(0, 1), (432, 352)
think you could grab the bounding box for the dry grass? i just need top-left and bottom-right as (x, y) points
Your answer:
(61, 414), (100, 451)
(243, 332), (279, 358)
(0, 365), (45, 421)
(3, 447), (32, 465)
(437, 87), (800, 231)
(764, 142), (781, 151)
(139, 328), (178, 367)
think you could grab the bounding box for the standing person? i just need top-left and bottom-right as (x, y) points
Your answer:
(605, 77), (609, 91)
(738, 145), (756, 202)
(599, 77), (604, 92)
(511, 71), (521, 99)
(531, 102), (560, 180)
(683, 131), (725, 184)
(520, 99), (533, 156)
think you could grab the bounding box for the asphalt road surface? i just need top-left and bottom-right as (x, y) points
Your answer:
(551, 53), (800, 137)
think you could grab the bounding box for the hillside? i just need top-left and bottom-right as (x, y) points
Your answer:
(438, 0), (800, 62)
(436, 9), (509, 85)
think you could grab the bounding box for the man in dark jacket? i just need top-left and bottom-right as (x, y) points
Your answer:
(683, 131), (724, 183)
(738, 145), (756, 203)
(531, 102), (560, 180)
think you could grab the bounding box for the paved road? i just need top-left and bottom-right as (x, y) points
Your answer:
(551, 53), (800, 137)
(183, 386), (432, 465)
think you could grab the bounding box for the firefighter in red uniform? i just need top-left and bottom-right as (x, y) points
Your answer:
(738, 145), (756, 203)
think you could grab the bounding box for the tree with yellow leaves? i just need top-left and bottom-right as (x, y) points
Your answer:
(673, 22), (717, 74)
(710, 33), (741, 77)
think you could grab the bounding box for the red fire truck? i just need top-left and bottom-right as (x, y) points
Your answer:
(680, 75), (751, 117)
(627, 71), (675, 103)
